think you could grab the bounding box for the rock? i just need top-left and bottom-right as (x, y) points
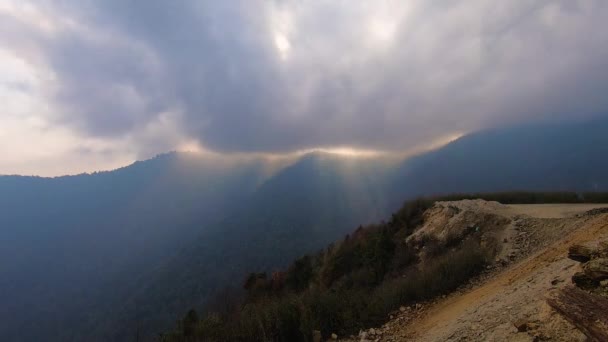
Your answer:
(312, 330), (322, 342)
(513, 319), (538, 332)
(514, 319), (529, 332)
(399, 306), (406, 312)
(601, 279), (608, 287)
(415, 303), (423, 310)
(568, 244), (597, 263)
(551, 277), (564, 286)
(331, 333), (338, 340)
(572, 271), (598, 289)
(369, 328), (376, 336)
(583, 258), (608, 280)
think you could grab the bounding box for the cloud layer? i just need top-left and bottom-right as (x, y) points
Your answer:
(2, 0), (608, 174)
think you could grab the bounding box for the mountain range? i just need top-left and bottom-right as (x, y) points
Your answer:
(1, 118), (607, 341)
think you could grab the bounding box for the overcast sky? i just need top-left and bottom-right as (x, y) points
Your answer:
(1, 0), (608, 176)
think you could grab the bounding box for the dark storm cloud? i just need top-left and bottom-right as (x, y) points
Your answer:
(5, 0), (608, 154)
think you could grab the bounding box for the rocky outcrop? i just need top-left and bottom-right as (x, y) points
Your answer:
(583, 258), (608, 281)
(572, 272), (598, 289)
(569, 241), (608, 292)
(338, 203), (608, 342)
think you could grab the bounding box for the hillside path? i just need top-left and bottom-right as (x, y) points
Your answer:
(370, 204), (608, 341)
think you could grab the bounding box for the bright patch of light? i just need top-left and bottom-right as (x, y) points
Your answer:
(427, 132), (464, 150)
(369, 18), (396, 42)
(274, 33), (291, 60)
(398, 132), (465, 159)
(269, 5), (294, 61)
(177, 139), (205, 154)
(306, 147), (385, 158)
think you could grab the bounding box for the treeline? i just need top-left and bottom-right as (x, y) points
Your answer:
(160, 192), (608, 342)
(418, 191), (608, 204)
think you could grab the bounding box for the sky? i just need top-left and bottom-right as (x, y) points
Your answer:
(1, 0), (608, 176)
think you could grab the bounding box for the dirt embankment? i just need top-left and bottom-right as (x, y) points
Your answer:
(344, 201), (608, 342)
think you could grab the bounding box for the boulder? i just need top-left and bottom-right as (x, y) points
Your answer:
(513, 319), (529, 332)
(513, 319), (539, 332)
(572, 271), (598, 289)
(331, 333), (338, 340)
(583, 258), (608, 281)
(568, 244), (597, 263)
(546, 286), (608, 342)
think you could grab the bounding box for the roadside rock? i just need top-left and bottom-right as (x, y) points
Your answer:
(513, 319), (539, 332)
(568, 244), (597, 262)
(572, 272), (598, 289)
(583, 258), (608, 280)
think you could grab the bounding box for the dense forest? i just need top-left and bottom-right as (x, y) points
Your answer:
(162, 192), (608, 341)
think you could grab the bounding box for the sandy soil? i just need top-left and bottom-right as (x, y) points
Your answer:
(507, 203), (608, 219)
(346, 202), (608, 342)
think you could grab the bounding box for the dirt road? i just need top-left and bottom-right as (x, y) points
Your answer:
(353, 202), (608, 342)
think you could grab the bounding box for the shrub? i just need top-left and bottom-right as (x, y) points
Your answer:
(369, 238), (489, 316)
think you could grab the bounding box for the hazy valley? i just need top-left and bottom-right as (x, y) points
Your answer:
(2, 119), (608, 340)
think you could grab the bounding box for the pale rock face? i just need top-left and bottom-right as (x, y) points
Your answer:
(408, 200), (510, 244)
(406, 200), (512, 264)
